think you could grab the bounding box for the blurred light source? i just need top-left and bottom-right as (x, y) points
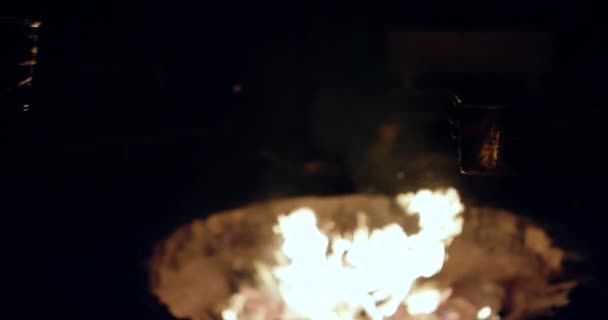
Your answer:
(232, 83), (242, 94)
(476, 306), (492, 319)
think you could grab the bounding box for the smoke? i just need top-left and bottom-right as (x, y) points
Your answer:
(248, 26), (461, 197)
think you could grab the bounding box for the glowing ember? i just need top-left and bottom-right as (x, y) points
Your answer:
(222, 188), (464, 320)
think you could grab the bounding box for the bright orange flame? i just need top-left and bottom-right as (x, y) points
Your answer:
(223, 188), (464, 320)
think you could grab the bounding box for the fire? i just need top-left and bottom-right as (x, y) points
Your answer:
(222, 188), (464, 320)
(405, 286), (451, 316)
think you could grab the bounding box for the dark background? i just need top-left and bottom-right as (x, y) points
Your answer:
(2, 3), (607, 319)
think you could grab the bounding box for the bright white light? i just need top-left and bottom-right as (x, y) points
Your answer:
(477, 306), (492, 319)
(405, 288), (442, 315)
(222, 188), (465, 320)
(222, 310), (237, 320)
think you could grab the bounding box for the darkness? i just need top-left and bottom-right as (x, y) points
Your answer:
(3, 3), (608, 319)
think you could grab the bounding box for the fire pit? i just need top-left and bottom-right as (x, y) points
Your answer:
(149, 189), (576, 319)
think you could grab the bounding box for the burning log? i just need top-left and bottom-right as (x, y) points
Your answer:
(149, 191), (576, 320)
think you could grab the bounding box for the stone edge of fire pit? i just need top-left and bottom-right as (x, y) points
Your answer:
(148, 194), (577, 320)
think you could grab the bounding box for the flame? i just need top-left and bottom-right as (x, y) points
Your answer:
(404, 285), (453, 316)
(223, 188), (464, 319)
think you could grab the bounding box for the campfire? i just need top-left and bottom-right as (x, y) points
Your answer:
(149, 189), (576, 320)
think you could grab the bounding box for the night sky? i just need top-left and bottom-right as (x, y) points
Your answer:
(3, 3), (608, 319)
